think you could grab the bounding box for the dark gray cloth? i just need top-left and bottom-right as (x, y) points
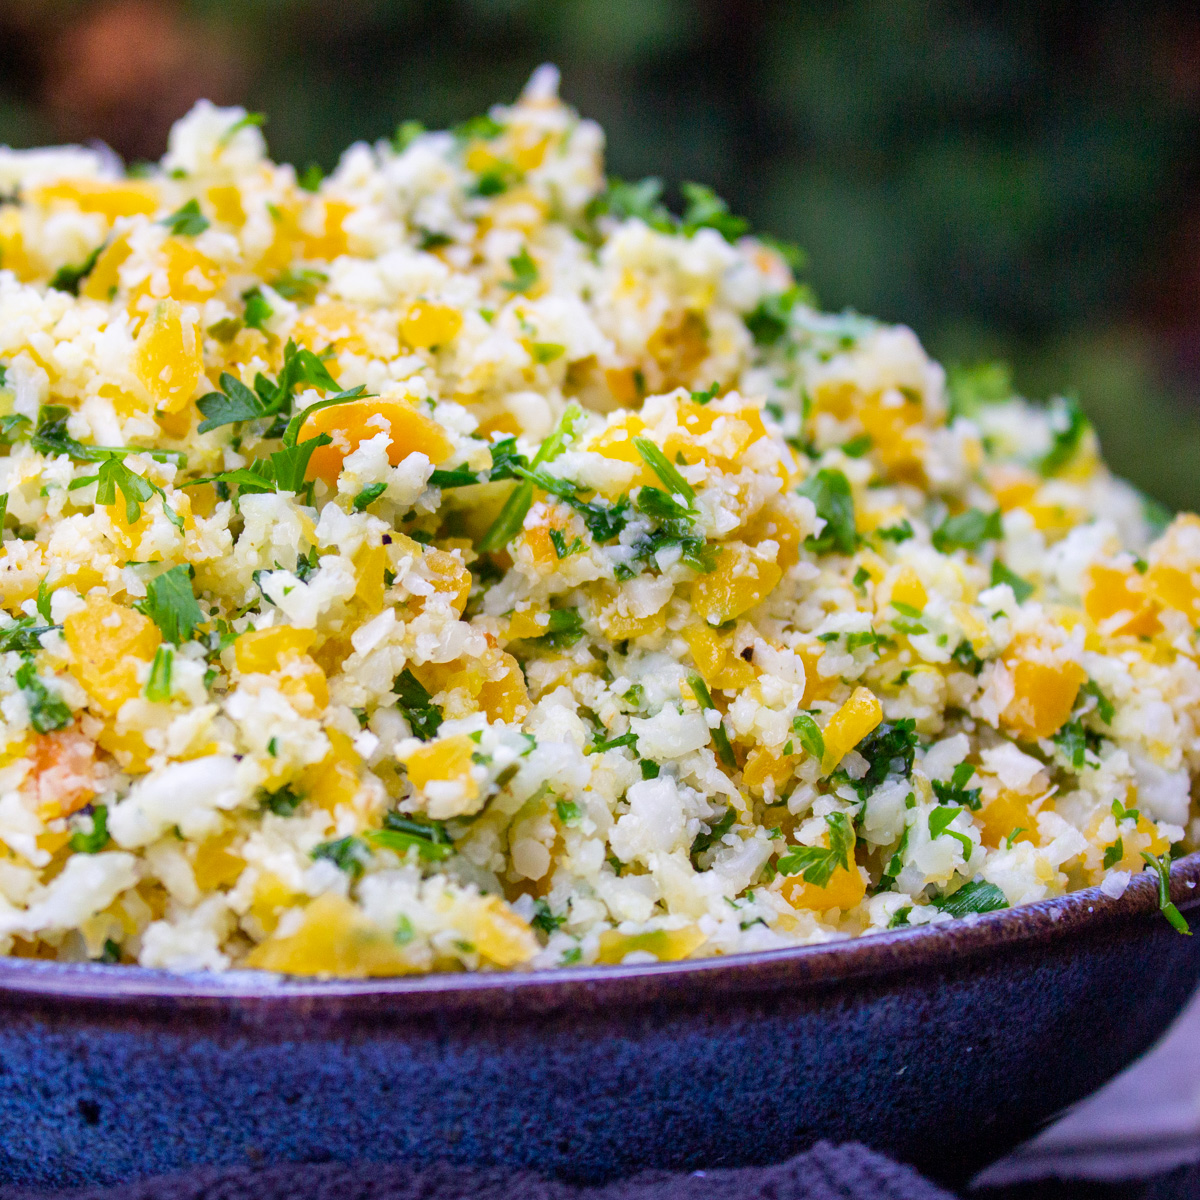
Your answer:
(0, 1142), (955, 1200)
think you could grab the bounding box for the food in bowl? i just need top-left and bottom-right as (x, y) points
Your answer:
(0, 67), (1192, 976)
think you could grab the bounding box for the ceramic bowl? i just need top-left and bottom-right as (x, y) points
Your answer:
(1, 854), (1198, 1191)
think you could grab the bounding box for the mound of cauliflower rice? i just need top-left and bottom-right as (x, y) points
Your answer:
(0, 67), (1193, 976)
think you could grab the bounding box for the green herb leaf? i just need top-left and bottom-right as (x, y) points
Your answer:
(744, 287), (803, 347)
(16, 657), (71, 733)
(0, 617), (54, 654)
(144, 645), (173, 702)
(242, 287), (273, 332)
(687, 673), (736, 771)
(991, 560), (1034, 602)
(792, 712), (824, 761)
(261, 785), (303, 817)
(453, 113), (504, 142)
(590, 176), (673, 228)
(503, 248), (539, 294)
(855, 719), (917, 791)
(369, 813), (454, 861)
(690, 806), (735, 865)
(797, 468), (856, 555)
(1040, 396), (1090, 477)
(634, 437), (695, 505)
(49, 242), (105, 295)
(878, 519), (914, 543)
(353, 482), (387, 511)
(1082, 679), (1115, 725)
(271, 268), (327, 304)
(393, 668), (443, 740)
(928, 805), (975, 862)
(311, 835), (370, 878)
(1142, 851), (1191, 935)
(932, 761), (981, 810)
(70, 805), (109, 854)
(680, 182), (749, 242)
(160, 199), (209, 237)
(776, 812), (854, 887)
(933, 508), (1003, 553)
(137, 565), (203, 644)
(219, 112), (266, 146)
(1103, 838), (1124, 870)
(930, 879), (1008, 917)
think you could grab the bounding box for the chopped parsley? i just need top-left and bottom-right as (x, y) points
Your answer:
(70, 805), (109, 854)
(160, 199), (209, 237)
(932, 762), (981, 810)
(1039, 396), (1090, 477)
(687, 673), (736, 770)
(690, 806), (735, 865)
(144, 646), (173, 703)
(261, 785), (303, 817)
(932, 508), (1002, 554)
(503, 248), (539, 294)
(928, 806), (975, 861)
(353, 482), (387, 512)
(531, 898), (566, 934)
(392, 668), (443, 740)
(136, 565), (203, 644)
(744, 286), (804, 347)
(791, 712), (825, 761)
(775, 812), (854, 887)
(49, 242), (104, 295)
(242, 287), (273, 331)
(16, 658), (71, 733)
(855, 718), (917, 791)
(679, 181), (749, 242)
(991, 560), (1034, 602)
(549, 528), (584, 559)
(368, 812), (454, 861)
(1142, 851), (1190, 935)
(311, 835), (370, 878)
(797, 468), (856, 555)
(930, 879), (1008, 917)
(877, 519), (914, 543)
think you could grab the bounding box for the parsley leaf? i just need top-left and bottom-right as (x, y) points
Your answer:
(797, 469), (856, 555)
(792, 712), (824, 761)
(515, 607), (584, 652)
(70, 805), (110, 854)
(932, 508), (1003, 553)
(353, 482), (387, 512)
(369, 812), (454, 862)
(0, 617), (54, 654)
(503, 248), (538, 294)
(393, 668), (443, 740)
(589, 176), (673, 228)
(855, 719), (917, 791)
(1142, 851), (1190, 934)
(932, 761), (981, 810)
(930, 879), (1008, 917)
(991, 560), (1034, 602)
(951, 639), (984, 675)
(311, 835), (370, 878)
(776, 812), (854, 888)
(144, 645), (173, 702)
(1103, 838), (1124, 870)
(1082, 679), (1115, 724)
(16, 657), (71, 733)
(744, 286), (803, 347)
(679, 182), (748, 242)
(1040, 396), (1090, 477)
(878, 519), (914, 543)
(690, 806), (735, 865)
(634, 437), (695, 505)
(242, 287), (273, 332)
(137, 565), (203, 644)
(928, 806), (975, 862)
(687, 673), (737, 771)
(49, 242), (104, 295)
(160, 199), (209, 237)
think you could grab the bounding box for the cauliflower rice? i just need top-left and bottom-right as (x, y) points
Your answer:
(0, 67), (1193, 975)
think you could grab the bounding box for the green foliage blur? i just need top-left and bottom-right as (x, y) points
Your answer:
(1, 0), (1199, 507)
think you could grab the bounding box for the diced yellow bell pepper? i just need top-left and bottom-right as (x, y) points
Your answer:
(821, 686), (882, 774)
(473, 896), (539, 967)
(32, 178), (159, 220)
(299, 397), (453, 486)
(244, 892), (416, 977)
(597, 925), (706, 964)
(690, 541), (782, 625)
(132, 299), (202, 414)
(1000, 645), (1085, 741)
(64, 594), (161, 715)
(399, 301), (463, 349)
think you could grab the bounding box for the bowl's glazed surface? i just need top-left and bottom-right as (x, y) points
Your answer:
(1, 856), (1199, 1190)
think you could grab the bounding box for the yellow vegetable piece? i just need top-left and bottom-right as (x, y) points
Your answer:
(81, 234), (131, 301)
(300, 397), (454, 486)
(302, 199), (352, 261)
(192, 833), (245, 891)
(132, 299), (202, 414)
(690, 541), (782, 626)
(399, 301), (463, 349)
(888, 565), (927, 613)
(782, 860), (866, 913)
(976, 790), (1033, 849)
(235, 626), (316, 674)
(249, 873), (299, 936)
(1000, 647), (1086, 741)
(400, 734), (478, 800)
(742, 745), (798, 795)
(353, 543), (388, 615)
(821, 687), (883, 774)
(473, 896), (539, 967)
(421, 547), (471, 615)
(299, 729), (362, 814)
(244, 892), (416, 977)
(32, 178), (159, 220)
(64, 594), (161, 715)
(596, 925), (707, 964)
(1082, 564), (1160, 638)
(475, 649), (530, 724)
(206, 184), (245, 227)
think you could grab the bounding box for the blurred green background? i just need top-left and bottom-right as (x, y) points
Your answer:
(1, 0), (1199, 508)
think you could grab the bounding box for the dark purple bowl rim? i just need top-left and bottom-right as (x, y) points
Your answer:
(0, 853), (1196, 1018)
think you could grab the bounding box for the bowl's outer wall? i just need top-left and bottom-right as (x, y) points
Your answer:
(0, 887), (1197, 1189)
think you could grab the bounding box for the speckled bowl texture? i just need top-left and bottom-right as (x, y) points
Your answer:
(1, 855), (1198, 1192)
